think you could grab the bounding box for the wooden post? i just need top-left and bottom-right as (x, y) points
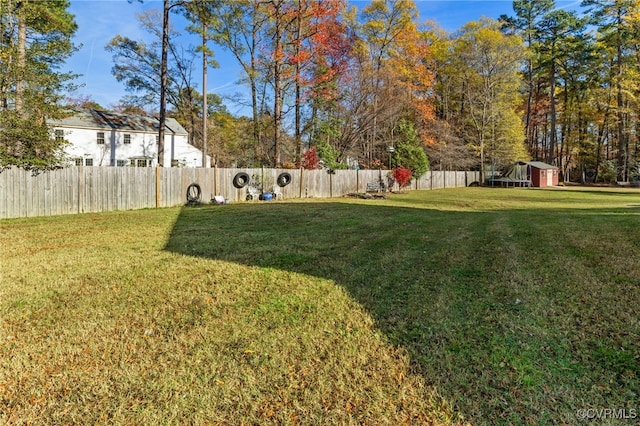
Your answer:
(155, 166), (161, 208)
(329, 172), (333, 198)
(214, 165), (218, 197)
(299, 168), (304, 198)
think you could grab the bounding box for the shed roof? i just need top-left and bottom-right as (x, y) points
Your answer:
(525, 161), (557, 170)
(50, 109), (188, 135)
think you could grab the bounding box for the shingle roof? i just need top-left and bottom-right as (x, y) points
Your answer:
(50, 109), (188, 135)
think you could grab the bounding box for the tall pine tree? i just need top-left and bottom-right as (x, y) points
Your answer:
(582, 0), (640, 181)
(0, 0), (78, 170)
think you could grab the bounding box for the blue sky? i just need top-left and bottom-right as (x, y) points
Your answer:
(64, 0), (583, 115)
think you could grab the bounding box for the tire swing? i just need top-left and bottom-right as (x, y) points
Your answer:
(277, 172), (292, 187)
(186, 183), (202, 205)
(232, 172), (250, 189)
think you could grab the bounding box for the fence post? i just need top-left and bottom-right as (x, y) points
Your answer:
(329, 172), (333, 198)
(299, 168), (304, 198)
(155, 166), (161, 208)
(214, 165), (218, 196)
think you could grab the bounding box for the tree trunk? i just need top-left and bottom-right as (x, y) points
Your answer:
(202, 28), (208, 167)
(271, 0), (283, 167)
(16, 4), (26, 113)
(250, 8), (260, 150)
(616, 49), (626, 181)
(294, 10), (302, 167)
(158, 0), (170, 167)
(548, 55), (556, 165)
(615, 7), (627, 181)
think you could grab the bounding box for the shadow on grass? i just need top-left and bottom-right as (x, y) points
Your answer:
(164, 199), (640, 424)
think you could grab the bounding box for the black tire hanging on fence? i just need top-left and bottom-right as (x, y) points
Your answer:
(186, 183), (202, 204)
(233, 172), (250, 188)
(277, 172), (292, 187)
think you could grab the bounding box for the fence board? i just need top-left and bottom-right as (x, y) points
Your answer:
(16, 169), (25, 217)
(28, 170), (37, 217)
(0, 170), (6, 218)
(332, 170), (355, 196)
(0, 166), (473, 219)
(11, 169), (19, 217)
(15, 169), (23, 217)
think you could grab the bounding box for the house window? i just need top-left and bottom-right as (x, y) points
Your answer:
(117, 160), (127, 167)
(156, 135), (159, 144)
(54, 129), (64, 142)
(131, 158), (150, 167)
(85, 158), (94, 166)
(171, 159), (180, 167)
(74, 158), (83, 166)
(97, 132), (105, 144)
(124, 134), (131, 144)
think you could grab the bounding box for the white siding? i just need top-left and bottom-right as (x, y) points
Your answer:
(57, 127), (209, 168)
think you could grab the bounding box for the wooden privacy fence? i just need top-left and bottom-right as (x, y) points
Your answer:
(0, 167), (479, 219)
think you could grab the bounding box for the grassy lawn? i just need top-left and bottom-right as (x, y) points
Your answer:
(1, 187), (639, 424)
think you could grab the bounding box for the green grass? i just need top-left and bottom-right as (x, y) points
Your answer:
(1, 187), (639, 425)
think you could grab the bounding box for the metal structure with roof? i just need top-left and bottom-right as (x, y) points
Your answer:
(487, 161), (558, 188)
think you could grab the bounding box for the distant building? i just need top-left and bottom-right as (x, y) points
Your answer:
(487, 161), (559, 187)
(526, 161), (559, 187)
(50, 109), (209, 167)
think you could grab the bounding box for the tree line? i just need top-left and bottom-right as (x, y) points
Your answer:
(499, 0), (640, 182)
(2, 0), (639, 184)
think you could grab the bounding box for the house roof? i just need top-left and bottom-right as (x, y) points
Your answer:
(50, 109), (188, 135)
(525, 161), (557, 170)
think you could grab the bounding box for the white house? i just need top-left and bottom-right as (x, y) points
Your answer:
(50, 109), (210, 167)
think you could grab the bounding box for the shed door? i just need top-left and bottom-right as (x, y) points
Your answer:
(547, 171), (554, 186)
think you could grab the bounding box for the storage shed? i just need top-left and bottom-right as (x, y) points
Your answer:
(526, 161), (559, 187)
(488, 161), (559, 188)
